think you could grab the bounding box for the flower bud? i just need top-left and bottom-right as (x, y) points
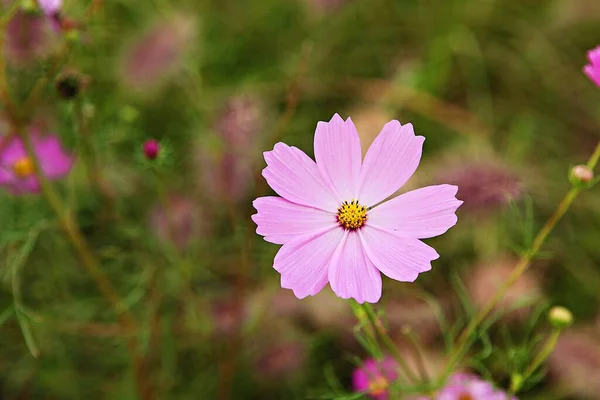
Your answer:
(570, 165), (594, 185)
(143, 139), (160, 160)
(55, 70), (83, 100)
(548, 306), (574, 330)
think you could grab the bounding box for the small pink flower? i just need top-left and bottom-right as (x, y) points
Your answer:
(584, 45), (600, 87)
(353, 357), (399, 400)
(252, 114), (462, 303)
(0, 134), (74, 195)
(121, 15), (196, 91)
(435, 373), (516, 400)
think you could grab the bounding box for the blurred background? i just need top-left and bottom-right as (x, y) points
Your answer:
(2, 0), (600, 398)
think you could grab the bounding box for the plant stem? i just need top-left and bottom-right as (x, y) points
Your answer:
(439, 141), (600, 383)
(19, 133), (153, 400)
(510, 329), (561, 394)
(359, 303), (420, 386)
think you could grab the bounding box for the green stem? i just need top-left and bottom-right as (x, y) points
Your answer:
(401, 327), (431, 389)
(510, 329), (561, 394)
(439, 141), (600, 383)
(359, 303), (420, 386)
(19, 132), (154, 400)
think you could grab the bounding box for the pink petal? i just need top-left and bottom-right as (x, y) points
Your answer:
(328, 231), (382, 303)
(368, 185), (462, 239)
(34, 135), (74, 179)
(314, 114), (362, 200)
(8, 176), (40, 194)
(38, 0), (62, 15)
(252, 196), (337, 245)
(262, 142), (339, 211)
(358, 120), (424, 207)
(584, 64), (600, 87)
(359, 226), (439, 282)
(0, 136), (27, 165)
(273, 226), (344, 299)
(588, 46), (600, 65)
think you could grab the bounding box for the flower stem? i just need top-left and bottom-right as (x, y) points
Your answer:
(510, 329), (561, 394)
(19, 132), (153, 400)
(357, 302), (420, 386)
(439, 141), (600, 383)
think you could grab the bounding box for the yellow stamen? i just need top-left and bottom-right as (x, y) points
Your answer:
(337, 200), (367, 230)
(12, 157), (35, 178)
(368, 376), (389, 396)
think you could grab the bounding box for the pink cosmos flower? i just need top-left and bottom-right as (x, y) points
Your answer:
(434, 373), (516, 400)
(252, 114), (462, 303)
(584, 45), (600, 87)
(0, 134), (74, 195)
(353, 356), (399, 400)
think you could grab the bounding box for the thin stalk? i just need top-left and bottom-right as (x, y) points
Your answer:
(439, 141), (600, 383)
(401, 327), (431, 388)
(510, 329), (561, 394)
(19, 132), (153, 400)
(360, 303), (420, 386)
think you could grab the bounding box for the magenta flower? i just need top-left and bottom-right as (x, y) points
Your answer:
(353, 357), (399, 400)
(252, 114), (462, 303)
(435, 373), (516, 400)
(0, 134), (74, 195)
(584, 45), (600, 87)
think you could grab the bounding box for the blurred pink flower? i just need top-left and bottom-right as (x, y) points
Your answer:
(434, 373), (515, 400)
(216, 94), (263, 155)
(37, 0), (61, 16)
(5, 10), (57, 64)
(150, 194), (202, 250)
(353, 356), (399, 400)
(437, 162), (521, 213)
(252, 114), (462, 303)
(197, 94), (263, 203)
(210, 296), (248, 337)
(467, 257), (542, 322)
(0, 133), (74, 195)
(121, 15), (196, 91)
(254, 341), (306, 381)
(584, 45), (600, 87)
(549, 330), (600, 398)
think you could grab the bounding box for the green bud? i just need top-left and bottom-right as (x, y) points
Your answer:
(510, 373), (524, 392)
(548, 306), (574, 329)
(21, 0), (37, 13)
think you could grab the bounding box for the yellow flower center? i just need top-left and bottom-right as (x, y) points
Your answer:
(458, 394), (474, 400)
(12, 157), (35, 178)
(337, 200), (367, 230)
(368, 376), (389, 396)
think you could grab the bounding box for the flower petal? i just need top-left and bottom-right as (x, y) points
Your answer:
(359, 226), (439, 282)
(0, 135), (27, 166)
(584, 64), (600, 87)
(252, 196), (336, 245)
(358, 120), (424, 207)
(35, 135), (74, 179)
(314, 114), (362, 200)
(7, 176), (40, 195)
(328, 231), (382, 303)
(368, 185), (462, 239)
(262, 142), (339, 211)
(273, 226), (344, 299)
